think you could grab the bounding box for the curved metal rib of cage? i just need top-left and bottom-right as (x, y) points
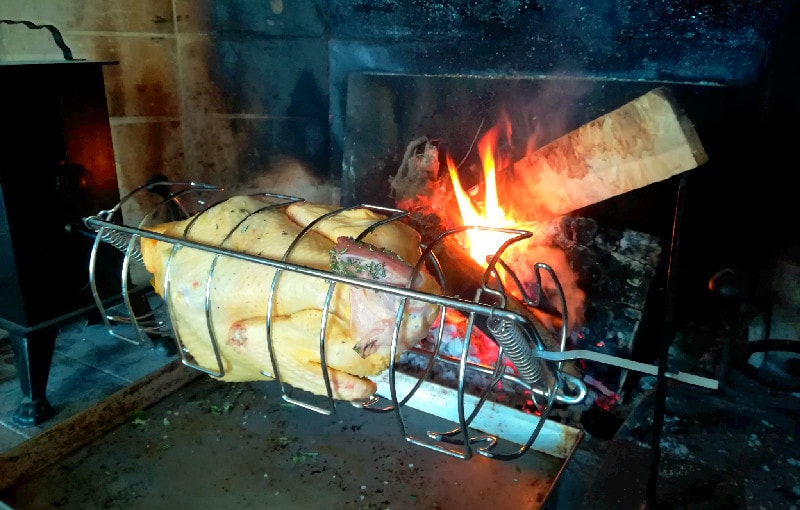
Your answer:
(84, 181), (586, 461)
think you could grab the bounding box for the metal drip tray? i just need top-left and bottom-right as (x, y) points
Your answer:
(2, 375), (582, 510)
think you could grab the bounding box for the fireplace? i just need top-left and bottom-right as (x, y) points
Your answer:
(323, 1), (800, 335)
(300, 6), (800, 502)
(337, 74), (709, 386)
(316, 0), (799, 394)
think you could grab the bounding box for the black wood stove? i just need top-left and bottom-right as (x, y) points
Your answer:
(0, 60), (122, 426)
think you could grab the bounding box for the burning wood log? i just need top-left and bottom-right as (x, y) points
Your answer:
(499, 86), (708, 220)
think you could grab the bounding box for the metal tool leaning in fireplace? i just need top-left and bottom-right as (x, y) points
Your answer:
(83, 180), (718, 462)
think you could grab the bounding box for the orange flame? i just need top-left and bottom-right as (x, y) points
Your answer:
(446, 118), (586, 335)
(447, 121), (518, 265)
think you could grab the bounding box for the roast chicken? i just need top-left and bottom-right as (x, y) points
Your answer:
(139, 195), (441, 401)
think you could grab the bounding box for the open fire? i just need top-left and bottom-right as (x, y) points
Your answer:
(384, 85), (709, 406)
(443, 115), (588, 339)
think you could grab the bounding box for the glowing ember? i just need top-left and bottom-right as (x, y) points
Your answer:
(447, 122), (519, 265)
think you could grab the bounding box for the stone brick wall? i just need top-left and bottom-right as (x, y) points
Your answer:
(0, 0), (334, 221)
(1, 0), (796, 229)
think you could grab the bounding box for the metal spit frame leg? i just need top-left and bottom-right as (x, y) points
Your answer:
(127, 289), (177, 356)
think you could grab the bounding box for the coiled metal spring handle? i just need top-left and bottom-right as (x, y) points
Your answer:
(97, 228), (144, 263)
(482, 260), (568, 400)
(486, 315), (544, 385)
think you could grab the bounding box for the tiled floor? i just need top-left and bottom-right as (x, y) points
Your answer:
(0, 307), (176, 454)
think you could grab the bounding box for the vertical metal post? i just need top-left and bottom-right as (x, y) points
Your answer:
(646, 173), (688, 507)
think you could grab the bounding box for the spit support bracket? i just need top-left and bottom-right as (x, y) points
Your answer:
(83, 180), (716, 463)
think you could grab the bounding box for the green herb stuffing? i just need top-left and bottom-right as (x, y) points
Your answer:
(330, 254), (387, 280)
(292, 451), (319, 463)
(329, 238), (402, 280)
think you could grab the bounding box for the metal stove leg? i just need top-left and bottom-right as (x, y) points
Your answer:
(10, 327), (57, 427)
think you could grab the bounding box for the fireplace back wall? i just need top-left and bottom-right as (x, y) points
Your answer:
(1, 0), (798, 330)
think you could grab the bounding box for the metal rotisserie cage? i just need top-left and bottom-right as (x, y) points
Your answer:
(83, 180), (587, 462)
